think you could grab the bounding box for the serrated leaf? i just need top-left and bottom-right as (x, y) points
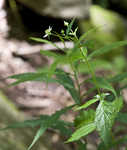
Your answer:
(75, 99), (99, 111)
(74, 109), (95, 128)
(55, 69), (80, 104)
(67, 122), (96, 143)
(88, 40), (127, 59)
(95, 98), (123, 144)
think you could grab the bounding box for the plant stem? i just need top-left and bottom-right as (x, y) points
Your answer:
(70, 62), (81, 102)
(80, 47), (102, 99)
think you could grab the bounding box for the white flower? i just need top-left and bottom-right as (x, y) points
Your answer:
(95, 94), (100, 99)
(43, 26), (52, 38)
(69, 27), (78, 37)
(64, 21), (69, 27)
(105, 93), (110, 96)
(95, 93), (110, 100)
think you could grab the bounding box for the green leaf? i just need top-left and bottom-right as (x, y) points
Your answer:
(95, 98), (123, 144)
(116, 112), (127, 124)
(40, 50), (60, 58)
(98, 135), (127, 150)
(74, 26), (99, 49)
(88, 40), (127, 59)
(41, 105), (74, 129)
(9, 72), (38, 79)
(55, 69), (80, 104)
(112, 135), (127, 147)
(8, 72), (56, 86)
(40, 49), (69, 65)
(52, 120), (73, 136)
(74, 109), (95, 128)
(8, 69), (60, 85)
(67, 27), (99, 62)
(97, 142), (107, 150)
(81, 87), (96, 98)
(75, 98), (99, 111)
(78, 59), (112, 73)
(8, 72), (46, 85)
(77, 141), (87, 150)
(97, 77), (117, 97)
(48, 60), (59, 77)
(68, 48), (83, 62)
(28, 124), (46, 150)
(66, 18), (75, 35)
(0, 119), (42, 130)
(89, 77), (117, 97)
(30, 37), (63, 50)
(67, 122), (96, 143)
(68, 46), (88, 63)
(108, 72), (127, 83)
(28, 105), (74, 150)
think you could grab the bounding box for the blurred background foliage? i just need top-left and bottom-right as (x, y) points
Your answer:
(78, 0), (127, 74)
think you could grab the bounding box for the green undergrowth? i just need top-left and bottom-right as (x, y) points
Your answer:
(1, 19), (127, 150)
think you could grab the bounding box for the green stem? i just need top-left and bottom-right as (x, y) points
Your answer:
(80, 47), (102, 99)
(70, 62), (81, 103)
